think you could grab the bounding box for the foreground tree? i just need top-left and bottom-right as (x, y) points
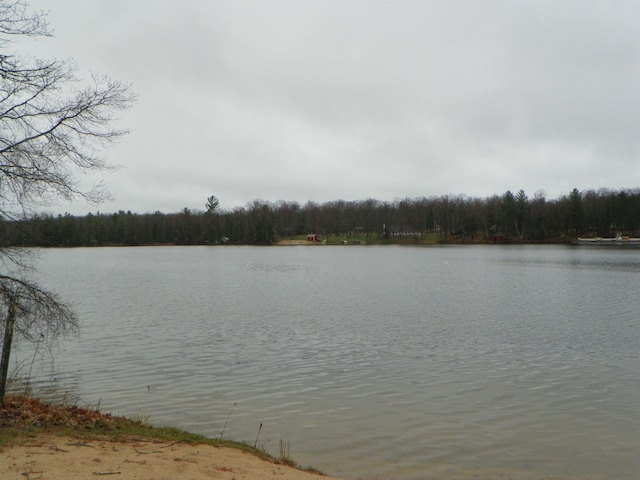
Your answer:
(0, 276), (76, 402)
(0, 1), (134, 404)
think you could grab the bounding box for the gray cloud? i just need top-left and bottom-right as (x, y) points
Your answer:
(23, 0), (640, 214)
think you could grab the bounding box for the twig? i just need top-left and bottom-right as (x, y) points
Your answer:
(92, 472), (121, 476)
(47, 444), (69, 452)
(253, 422), (262, 449)
(160, 440), (183, 448)
(67, 441), (94, 448)
(134, 448), (162, 455)
(221, 402), (236, 437)
(21, 471), (43, 479)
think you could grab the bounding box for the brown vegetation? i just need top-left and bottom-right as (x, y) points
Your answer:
(0, 396), (333, 480)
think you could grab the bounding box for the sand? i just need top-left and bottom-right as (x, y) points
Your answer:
(0, 434), (339, 480)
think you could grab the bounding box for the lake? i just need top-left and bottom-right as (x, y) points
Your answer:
(12, 245), (639, 480)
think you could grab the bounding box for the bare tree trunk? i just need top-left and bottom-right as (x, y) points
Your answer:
(514, 219), (525, 241)
(0, 301), (17, 405)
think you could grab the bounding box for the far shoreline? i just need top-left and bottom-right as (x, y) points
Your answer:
(29, 237), (579, 248)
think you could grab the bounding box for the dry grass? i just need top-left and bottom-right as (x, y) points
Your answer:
(1, 395), (251, 451)
(0, 395), (324, 475)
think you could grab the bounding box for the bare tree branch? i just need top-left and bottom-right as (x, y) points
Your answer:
(0, 274), (77, 341)
(0, 6), (135, 217)
(0, 1), (135, 402)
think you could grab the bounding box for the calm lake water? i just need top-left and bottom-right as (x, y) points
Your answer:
(12, 245), (639, 480)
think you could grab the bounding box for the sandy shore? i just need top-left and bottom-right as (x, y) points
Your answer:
(0, 434), (339, 480)
(2, 398), (632, 480)
(2, 435), (634, 480)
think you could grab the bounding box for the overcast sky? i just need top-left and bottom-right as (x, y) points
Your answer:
(22, 0), (640, 215)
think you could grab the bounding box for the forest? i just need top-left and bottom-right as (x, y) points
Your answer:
(1, 188), (639, 247)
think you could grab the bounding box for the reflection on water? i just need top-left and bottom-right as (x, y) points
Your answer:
(11, 245), (640, 480)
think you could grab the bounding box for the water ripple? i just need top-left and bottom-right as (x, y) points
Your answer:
(18, 245), (640, 480)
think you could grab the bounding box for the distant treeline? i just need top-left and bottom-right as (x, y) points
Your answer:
(2, 188), (639, 247)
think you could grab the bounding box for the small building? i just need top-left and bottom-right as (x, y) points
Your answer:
(306, 234), (319, 242)
(489, 233), (505, 243)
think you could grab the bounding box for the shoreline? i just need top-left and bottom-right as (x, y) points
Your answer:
(0, 395), (338, 479)
(1, 397), (635, 480)
(1, 433), (335, 480)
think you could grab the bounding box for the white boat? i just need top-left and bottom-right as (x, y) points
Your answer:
(576, 233), (640, 245)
